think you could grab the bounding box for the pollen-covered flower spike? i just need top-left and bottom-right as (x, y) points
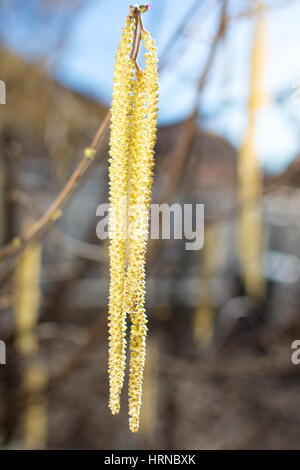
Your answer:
(108, 13), (135, 415)
(126, 30), (159, 434)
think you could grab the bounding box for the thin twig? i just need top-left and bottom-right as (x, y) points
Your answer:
(206, 156), (300, 226)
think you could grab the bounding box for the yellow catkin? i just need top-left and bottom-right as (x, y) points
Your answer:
(194, 225), (220, 345)
(108, 15), (135, 414)
(127, 30), (158, 433)
(108, 12), (158, 432)
(14, 242), (41, 356)
(14, 241), (47, 448)
(238, 3), (266, 299)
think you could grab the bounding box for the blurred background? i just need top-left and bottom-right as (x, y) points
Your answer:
(1, 0), (300, 450)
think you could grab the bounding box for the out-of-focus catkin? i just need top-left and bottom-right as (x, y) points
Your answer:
(107, 11), (158, 432)
(14, 241), (47, 448)
(127, 31), (158, 433)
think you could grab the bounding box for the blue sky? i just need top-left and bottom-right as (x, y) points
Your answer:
(1, 0), (300, 172)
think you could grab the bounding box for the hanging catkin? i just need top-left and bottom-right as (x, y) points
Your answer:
(14, 241), (47, 448)
(107, 7), (158, 432)
(238, 2), (266, 299)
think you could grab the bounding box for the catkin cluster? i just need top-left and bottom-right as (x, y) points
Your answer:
(108, 14), (158, 432)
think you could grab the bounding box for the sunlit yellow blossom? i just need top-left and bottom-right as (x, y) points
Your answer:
(108, 14), (135, 415)
(107, 11), (158, 432)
